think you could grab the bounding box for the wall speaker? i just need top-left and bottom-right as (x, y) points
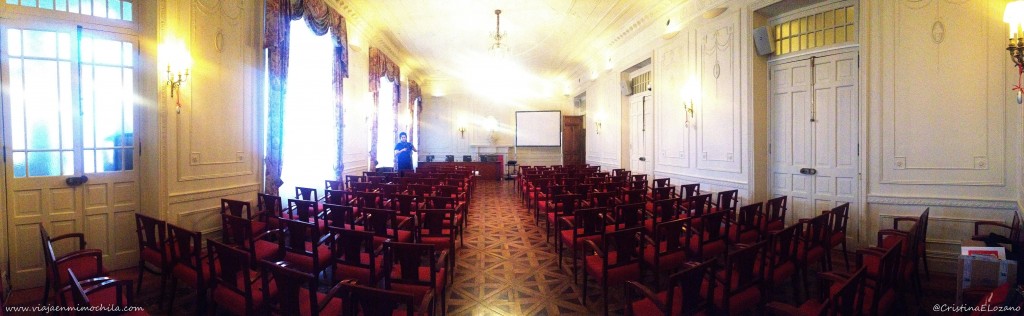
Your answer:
(753, 26), (774, 56)
(620, 80), (631, 96)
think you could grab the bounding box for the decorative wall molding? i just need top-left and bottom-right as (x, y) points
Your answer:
(868, 195), (1018, 209)
(695, 12), (742, 174)
(653, 170), (750, 189)
(168, 183), (260, 204)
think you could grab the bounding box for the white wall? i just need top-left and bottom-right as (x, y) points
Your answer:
(418, 91), (571, 167)
(577, 0), (1023, 272)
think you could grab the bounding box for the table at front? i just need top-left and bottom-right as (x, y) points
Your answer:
(418, 161), (502, 180)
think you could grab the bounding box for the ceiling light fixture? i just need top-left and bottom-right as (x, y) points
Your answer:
(490, 9), (510, 59)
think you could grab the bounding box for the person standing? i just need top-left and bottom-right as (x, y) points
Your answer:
(394, 132), (417, 171)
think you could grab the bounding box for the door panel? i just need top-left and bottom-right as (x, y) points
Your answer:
(769, 58), (815, 222)
(628, 93), (654, 176)
(562, 116), (585, 166)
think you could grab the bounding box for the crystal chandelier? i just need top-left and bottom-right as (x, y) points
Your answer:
(490, 9), (510, 58)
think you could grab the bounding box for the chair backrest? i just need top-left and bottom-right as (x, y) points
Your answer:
(221, 199), (253, 219)
(167, 223), (203, 275)
(222, 214), (259, 248)
(721, 241), (766, 299)
(765, 222), (802, 270)
(803, 213), (832, 248)
(612, 203), (646, 229)
(391, 194), (418, 217)
(715, 189), (739, 212)
(629, 180), (647, 190)
(295, 187), (319, 201)
(288, 199), (320, 223)
(685, 194), (713, 218)
(765, 196), (788, 224)
(345, 175), (366, 189)
(652, 178), (671, 188)
(697, 211), (729, 246)
(650, 186), (676, 200)
(828, 203), (850, 234)
(261, 260), (323, 316)
(279, 218), (326, 265)
(650, 198), (683, 223)
(39, 224), (88, 281)
(330, 227), (377, 275)
(651, 218), (689, 258)
(426, 196), (458, 209)
(572, 183), (594, 196)
(621, 188), (646, 204)
(612, 168), (628, 177)
(324, 189), (354, 206)
(867, 241), (903, 314)
(383, 242), (439, 290)
(350, 182), (371, 192)
(257, 193), (284, 217)
(135, 213), (167, 262)
(64, 269), (133, 312)
(323, 203), (355, 229)
(573, 207), (609, 238)
(588, 191), (618, 208)
(602, 227), (644, 270)
(207, 239), (256, 310)
(417, 208), (456, 238)
(360, 208), (400, 238)
(630, 174), (648, 183)
(340, 281), (419, 316)
(325, 179), (345, 191)
(831, 266), (867, 316)
(734, 203), (763, 230)
(680, 183), (701, 199)
(550, 193), (583, 215)
(666, 259), (716, 316)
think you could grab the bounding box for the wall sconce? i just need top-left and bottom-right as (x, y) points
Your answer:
(458, 126), (466, 138)
(160, 38), (192, 113)
(594, 120), (603, 134)
(166, 66), (189, 98)
(682, 99), (695, 127)
(1006, 0), (1024, 104)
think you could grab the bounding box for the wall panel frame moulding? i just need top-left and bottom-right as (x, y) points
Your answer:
(176, 0), (257, 181)
(880, 0), (1005, 185)
(654, 34), (693, 172)
(696, 12), (743, 174)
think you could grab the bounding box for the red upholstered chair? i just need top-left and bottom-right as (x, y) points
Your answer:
(728, 203), (764, 244)
(766, 266), (866, 316)
(759, 222), (802, 303)
(535, 185), (568, 223)
(331, 227), (384, 285)
(582, 226), (646, 316)
(841, 241), (903, 315)
(391, 193), (420, 221)
(679, 183), (701, 200)
(682, 194), (713, 220)
(687, 211), (730, 261)
(425, 196), (465, 241)
(416, 208), (458, 280)
(323, 203), (356, 230)
(620, 188), (646, 206)
(167, 223), (212, 315)
(260, 260), (343, 316)
(60, 270), (147, 316)
(630, 174), (648, 184)
(544, 193), (583, 242)
(873, 208), (927, 301)
(383, 242), (448, 316)
(221, 199), (268, 235)
(344, 175), (365, 189)
(339, 280), (433, 316)
(763, 196), (788, 232)
(648, 186), (676, 202)
(278, 218), (332, 277)
(825, 203), (851, 270)
(625, 259), (716, 316)
(709, 189), (739, 213)
(207, 239), (275, 316)
(587, 191), (620, 209)
(355, 191), (385, 209)
(612, 168), (629, 177)
(359, 207), (415, 247)
(558, 207), (609, 280)
(709, 241), (767, 315)
(795, 214), (832, 295)
(134, 213), (171, 308)
(324, 189), (355, 207)
(641, 218), (693, 284)
(40, 224), (106, 305)
(222, 214), (283, 263)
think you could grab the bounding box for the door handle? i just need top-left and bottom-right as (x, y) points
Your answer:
(65, 175), (89, 187)
(799, 168), (817, 175)
(639, 157), (646, 161)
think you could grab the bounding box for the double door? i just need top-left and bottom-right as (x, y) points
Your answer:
(768, 50), (859, 231)
(628, 92), (653, 175)
(1, 22), (140, 288)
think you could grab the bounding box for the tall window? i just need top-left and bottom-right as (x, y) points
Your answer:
(374, 78), (396, 168)
(280, 19), (336, 196)
(6, 0), (133, 21)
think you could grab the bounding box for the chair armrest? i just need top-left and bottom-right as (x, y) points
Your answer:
(417, 289), (435, 313)
(559, 217), (575, 230)
(583, 240), (604, 258)
(374, 242), (388, 256)
(54, 249), (104, 267)
(254, 229), (282, 241)
(435, 249), (450, 270)
(624, 281), (665, 311)
(974, 221), (1013, 236)
(51, 233), (87, 250)
(817, 271), (851, 286)
(765, 302), (804, 316)
(396, 217), (414, 230)
(876, 229), (909, 247)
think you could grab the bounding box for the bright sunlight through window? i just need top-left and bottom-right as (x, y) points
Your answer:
(375, 78), (396, 168)
(280, 19), (337, 197)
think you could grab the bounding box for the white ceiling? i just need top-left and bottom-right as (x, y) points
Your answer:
(335, 0), (678, 95)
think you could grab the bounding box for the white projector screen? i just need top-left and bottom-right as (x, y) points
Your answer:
(516, 111), (562, 147)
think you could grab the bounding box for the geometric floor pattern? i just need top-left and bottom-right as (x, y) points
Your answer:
(447, 180), (604, 315)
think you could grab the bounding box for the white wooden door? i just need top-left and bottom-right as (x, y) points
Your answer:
(628, 92), (653, 176)
(769, 51), (859, 228)
(2, 25), (140, 288)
